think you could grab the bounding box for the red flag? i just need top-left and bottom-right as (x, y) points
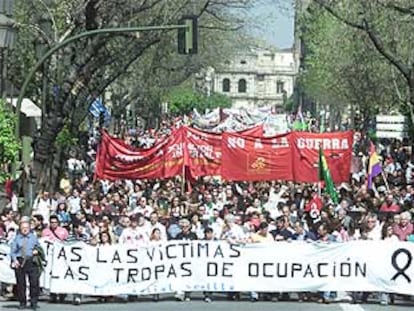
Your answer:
(184, 126), (222, 178)
(95, 128), (184, 180)
(304, 195), (323, 212)
(221, 132), (293, 181)
(291, 131), (353, 183)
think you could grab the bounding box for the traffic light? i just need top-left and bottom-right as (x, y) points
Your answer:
(177, 15), (198, 55)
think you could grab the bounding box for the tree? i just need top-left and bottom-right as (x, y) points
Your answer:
(0, 100), (20, 182)
(164, 87), (231, 115)
(0, 100), (20, 212)
(8, 0), (262, 193)
(299, 3), (403, 130)
(311, 0), (414, 120)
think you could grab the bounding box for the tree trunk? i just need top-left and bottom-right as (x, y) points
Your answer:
(32, 105), (64, 192)
(0, 183), (7, 215)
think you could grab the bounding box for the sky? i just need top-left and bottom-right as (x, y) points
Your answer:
(248, 0), (295, 49)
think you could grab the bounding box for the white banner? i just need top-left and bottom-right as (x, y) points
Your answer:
(0, 240), (54, 289)
(2, 240), (414, 296)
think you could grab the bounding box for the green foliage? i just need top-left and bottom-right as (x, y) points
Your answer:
(308, 0), (414, 125)
(300, 3), (404, 127)
(165, 87), (231, 115)
(6, 0), (265, 189)
(0, 100), (20, 182)
(55, 124), (78, 148)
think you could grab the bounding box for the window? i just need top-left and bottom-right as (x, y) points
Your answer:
(240, 60), (247, 65)
(238, 79), (247, 93)
(257, 74), (265, 82)
(222, 78), (230, 92)
(276, 81), (285, 94)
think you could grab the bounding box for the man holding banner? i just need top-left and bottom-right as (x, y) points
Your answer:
(10, 218), (43, 310)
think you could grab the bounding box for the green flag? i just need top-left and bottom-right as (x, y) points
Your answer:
(318, 147), (339, 204)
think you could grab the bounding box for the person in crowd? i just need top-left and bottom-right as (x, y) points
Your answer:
(270, 216), (293, 241)
(149, 211), (167, 241)
(67, 189), (81, 221)
(316, 222), (335, 304)
(129, 196), (153, 218)
(292, 221), (316, 241)
(1, 208), (18, 233)
(190, 213), (204, 239)
(42, 215), (68, 303)
(363, 213), (382, 241)
(202, 227), (216, 303)
(380, 194), (400, 213)
(113, 215), (129, 240)
(10, 218), (43, 310)
(55, 202), (71, 230)
(150, 228), (162, 242)
(174, 218), (197, 301)
(42, 215), (68, 242)
(119, 214), (149, 246)
(99, 231), (112, 246)
(379, 223), (398, 305)
(393, 211), (413, 241)
(32, 191), (53, 225)
(250, 221), (274, 243)
(31, 215), (45, 238)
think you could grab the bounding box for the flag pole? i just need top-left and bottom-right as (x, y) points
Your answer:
(318, 181), (322, 197)
(381, 171), (390, 193)
(181, 163), (186, 194)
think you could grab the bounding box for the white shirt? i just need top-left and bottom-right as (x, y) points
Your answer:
(211, 218), (224, 239)
(366, 224), (382, 241)
(67, 196), (81, 214)
(129, 205), (153, 218)
(119, 226), (150, 246)
(33, 197), (52, 224)
(222, 224), (246, 242)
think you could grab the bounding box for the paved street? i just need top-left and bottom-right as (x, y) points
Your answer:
(1, 297), (414, 311)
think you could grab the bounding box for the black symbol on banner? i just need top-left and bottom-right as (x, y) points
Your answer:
(391, 248), (412, 283)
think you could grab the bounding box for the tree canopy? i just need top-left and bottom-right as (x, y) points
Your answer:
(309, 0), (414, 120)
(164, 87), (231, 115)
(0, 100), (20, 183)
(7, 0), (264, 190)
(299, 3), (404, 129)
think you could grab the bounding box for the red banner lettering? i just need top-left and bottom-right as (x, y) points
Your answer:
(291, 131), (353, 183)
(221, 132), (293, 181)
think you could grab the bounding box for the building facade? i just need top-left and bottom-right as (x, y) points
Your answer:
(210, 48), (297, 109)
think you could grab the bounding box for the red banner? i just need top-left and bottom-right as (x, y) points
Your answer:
(96, 127), (353, 183)
(221, 132), (293, 181)
(184, 127), (221, 178)
(237, 124), (264, 137)
(291, 131), (353, 183)
(95, 128), (184, 180)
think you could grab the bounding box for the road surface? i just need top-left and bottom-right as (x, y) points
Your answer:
(1, 295), (414, 311)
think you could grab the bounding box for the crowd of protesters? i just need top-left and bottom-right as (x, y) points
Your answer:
(1, 115), (414, 306)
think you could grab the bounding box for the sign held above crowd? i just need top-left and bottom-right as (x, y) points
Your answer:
(95, 127), (353, 183)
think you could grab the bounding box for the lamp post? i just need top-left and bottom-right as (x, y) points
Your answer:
(0, 0), (15, 97)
